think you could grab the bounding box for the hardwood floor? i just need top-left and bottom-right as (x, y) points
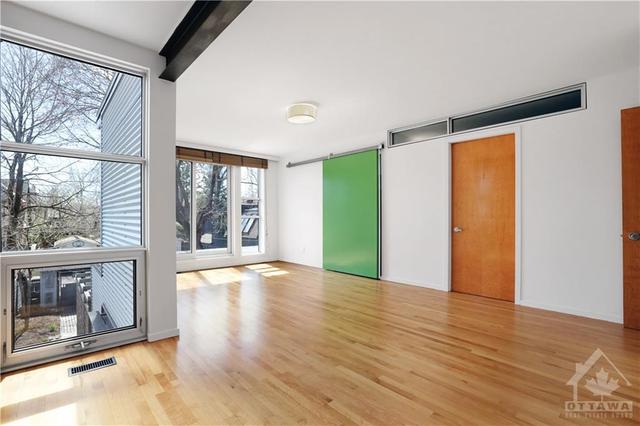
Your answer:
(1, 261), (639, 425)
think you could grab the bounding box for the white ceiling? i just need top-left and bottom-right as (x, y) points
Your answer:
(11, 0), (192, 51)
(176, 1), (639, 159)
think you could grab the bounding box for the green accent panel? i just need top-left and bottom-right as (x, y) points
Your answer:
(323, 150), (378, 279)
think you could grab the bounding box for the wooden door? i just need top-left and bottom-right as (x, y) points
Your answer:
(622, 107), (640, 329)
(451, 134), (515, 301)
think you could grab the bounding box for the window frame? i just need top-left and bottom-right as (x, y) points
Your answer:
(176, 159), (234, 259)
(175, 160), (193, 254)
(0, 29), (149, 372)
(176, 160), (268, 260)
(1, 248), (146, 370)
(240, 167), (265, 255)
(0, 35), (147, 254)
(0, 146), (145, 253)
(193, 161), (232, 255)
(387, 82), (586, 148)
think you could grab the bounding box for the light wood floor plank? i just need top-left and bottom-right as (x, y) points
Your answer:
(1, 261), (639, 425)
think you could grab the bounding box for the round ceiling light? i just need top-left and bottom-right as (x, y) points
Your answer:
(287, 103), (317, 124)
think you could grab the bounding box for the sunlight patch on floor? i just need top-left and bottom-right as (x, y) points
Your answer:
(245, 264), (289, 277)
(1, 369), (74, 407)
(262, 270), (289, 277)
(177, 267), (243, 290)
(198, 268), (243, 286)
(177, 265), (290, 291)
(16, 402), (78, 426)
(245, 263), (274, 271)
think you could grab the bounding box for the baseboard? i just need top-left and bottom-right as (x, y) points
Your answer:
(274, 262), (622, 325)
(379, 274), (448, 292)
(147, 328), (180, 342)
(177, 255), (279, 273)
(519, 300), (622, 324)
(277, 257), (322, 269)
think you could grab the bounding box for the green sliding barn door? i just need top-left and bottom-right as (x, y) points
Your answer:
(323, 150), (379, 279)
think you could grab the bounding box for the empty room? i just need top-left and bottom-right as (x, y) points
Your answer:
(0, 1), (639, 425)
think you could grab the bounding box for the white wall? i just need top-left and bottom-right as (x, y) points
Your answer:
(381, 137), (449, 291)
(278, 161), (323, 268)
(0, 3), (179, 341)
(278, 66), (639, 323)
(516, 67), (638, 322)
(176, 161), (280, 272)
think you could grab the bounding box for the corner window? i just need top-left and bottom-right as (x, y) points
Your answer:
(0, 38), (146, 370)
(175, 154), (267, 258)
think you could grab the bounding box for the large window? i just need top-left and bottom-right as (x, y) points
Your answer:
(241, 167), (263, 253)
(0, 39), (146, 370)
(1, 153), (141, 251)
(176, 158), (265, 258)
(195, 163), (229, 251)
(175, 160), (191, 252)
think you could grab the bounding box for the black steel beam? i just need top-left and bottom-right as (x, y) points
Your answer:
(159, 0), (251, 81)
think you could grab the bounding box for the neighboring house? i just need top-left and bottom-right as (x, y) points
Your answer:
(241, 203), (259, 247)
(91, 73), (142, 331)
(38, 271), (57, 307)
(53, 236), (99, 250)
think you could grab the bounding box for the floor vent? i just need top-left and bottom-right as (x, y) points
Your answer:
(68, 356), (117, 376)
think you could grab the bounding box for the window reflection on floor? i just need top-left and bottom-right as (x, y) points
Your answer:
(244, 264), (289, 277)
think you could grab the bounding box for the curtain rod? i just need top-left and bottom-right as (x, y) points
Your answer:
(286, 144), (384, 168)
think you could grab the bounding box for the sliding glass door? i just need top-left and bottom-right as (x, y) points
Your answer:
(0, 38), (147, 371)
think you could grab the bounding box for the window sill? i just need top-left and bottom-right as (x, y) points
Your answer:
(177, 251), (232, 261)
(241, 248), (263, 256)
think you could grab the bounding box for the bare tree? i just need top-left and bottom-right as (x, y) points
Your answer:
(175, 161), (229, 251)
(0, 41), (112, 333)
(175, 160), (191, 250)
(1, 40), (112, 251)
(195, 164), (228, 249)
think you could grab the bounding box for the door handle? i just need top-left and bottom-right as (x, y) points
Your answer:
(629, 232), (640, 241)
(453, 226), (463, 233)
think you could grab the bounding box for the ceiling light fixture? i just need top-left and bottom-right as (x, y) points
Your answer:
(287, 103), (317, 124)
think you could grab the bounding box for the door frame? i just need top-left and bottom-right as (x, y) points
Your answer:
(442, 126), (523, 304)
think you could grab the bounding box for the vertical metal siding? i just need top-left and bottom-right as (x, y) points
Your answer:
(92, 74), (142, 328)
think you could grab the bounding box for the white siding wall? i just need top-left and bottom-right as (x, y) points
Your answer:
(92, 74), (142, 328)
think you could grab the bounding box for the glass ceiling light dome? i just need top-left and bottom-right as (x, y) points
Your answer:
(287, 103), (317, 124)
